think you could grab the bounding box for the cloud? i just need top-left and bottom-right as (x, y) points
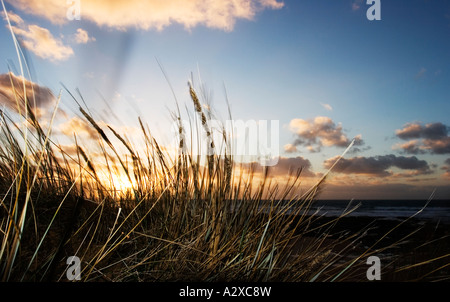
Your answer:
(239, 156), (317, 178)
(442, 158), (450, 178)
(351, 0), (363, 11)
(270, 156), (317, 177)
(421, 137), (450, 155)
(59, 116), (99, 140)
(7, 0), (284, 32)
(415, 67), (427, 79)
(0, 72), (55, 114)
(286, 116), (365, 153)
(13, 25), (74, 61)
(393, 140), (424, 155)
(396, 122), (448, 140)
(284, 143), (298, 153)
(395, 122), (450, 154)
(1, 10), (24, 25)
(320, 103), (333, 111)
(73, 28), (96, 44)
(395, 123), (423, 140)
(3, 11), (73, 61)
(323, 154), (432, 177)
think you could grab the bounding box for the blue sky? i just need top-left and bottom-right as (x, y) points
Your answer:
(0, 0), (449, 199)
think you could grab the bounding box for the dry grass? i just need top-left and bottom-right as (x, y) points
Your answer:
(1, 5), (448, 282)
(0, 67), (363, 282)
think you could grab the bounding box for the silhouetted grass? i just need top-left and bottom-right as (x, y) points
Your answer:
(1, 6), (448, 282)
(0, 68), (363, 281)
(1, 77), (447, 282)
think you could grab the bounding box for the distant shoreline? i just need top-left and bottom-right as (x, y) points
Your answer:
(285, 199), (450, 223)
(289, 214), (450, 281)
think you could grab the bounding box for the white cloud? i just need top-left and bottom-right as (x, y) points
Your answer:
(320, 103), (333, 111)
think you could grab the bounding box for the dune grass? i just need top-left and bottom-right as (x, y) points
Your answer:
(1, 6), (449, 282)
(0, 65), (371, 282)
(1, 74), (447, 282)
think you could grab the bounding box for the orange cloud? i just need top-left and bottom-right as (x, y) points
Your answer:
(59, 116), (99, 140)
(7, 0), (284, 31)
(1, 9), (24, 25)
(73, 28), (96, 44)
(392, 140), (423, 155)
(442, 158), (450, 178)
(283, 143), (298, 153)
(0, 72), (55, 114)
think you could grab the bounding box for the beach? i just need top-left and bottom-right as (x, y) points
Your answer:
(292, 212), (450, 281)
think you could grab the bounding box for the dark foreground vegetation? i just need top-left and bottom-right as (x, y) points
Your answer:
(1, 77), (448, 282)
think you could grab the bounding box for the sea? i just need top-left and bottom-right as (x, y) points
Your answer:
(305, 199), (450, 223)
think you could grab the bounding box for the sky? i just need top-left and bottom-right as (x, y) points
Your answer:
(0, 0), (449, 200)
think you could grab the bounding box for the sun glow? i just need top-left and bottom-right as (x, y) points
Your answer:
(107, 172), (137, 195)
